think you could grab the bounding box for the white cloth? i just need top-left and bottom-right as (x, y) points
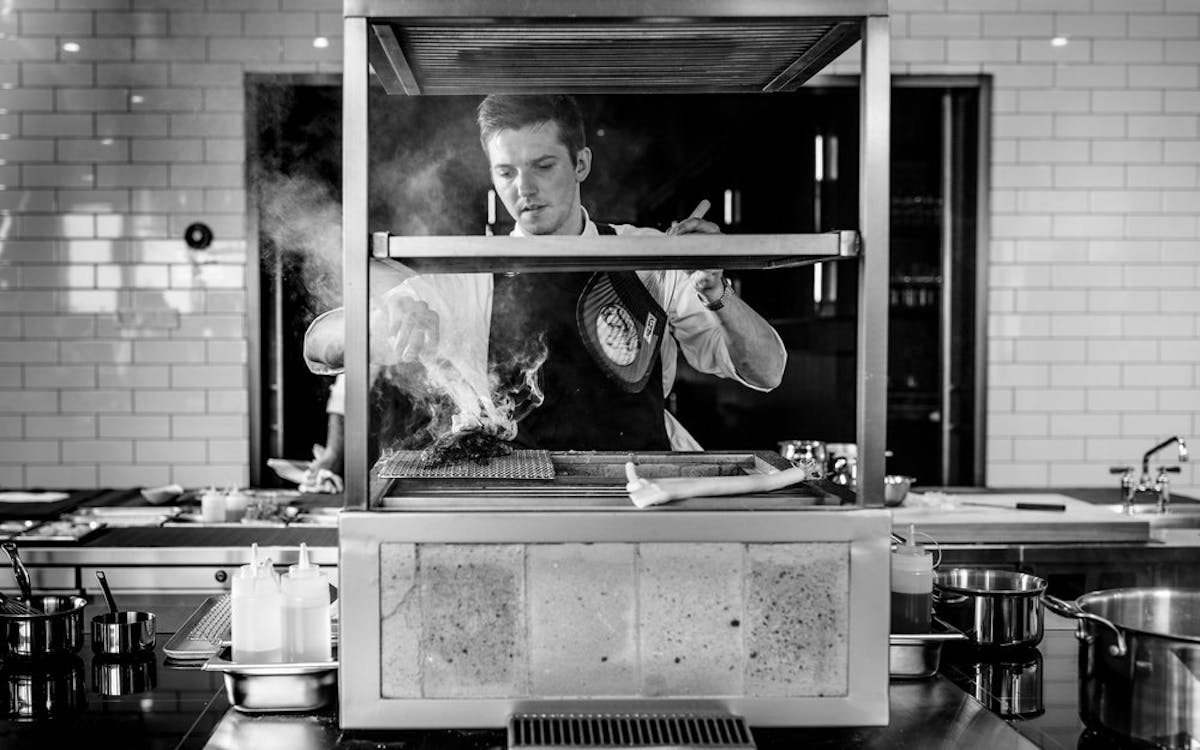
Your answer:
(306, 211), (786, 450)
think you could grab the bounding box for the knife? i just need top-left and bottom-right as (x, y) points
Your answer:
(959, 501), (1067, 512)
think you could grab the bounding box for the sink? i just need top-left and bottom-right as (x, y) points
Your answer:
(1099, 503), (1200, 528)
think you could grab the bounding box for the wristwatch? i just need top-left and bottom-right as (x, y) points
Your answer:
(699, 276), (733, 311)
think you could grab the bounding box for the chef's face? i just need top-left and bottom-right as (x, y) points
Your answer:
(485, 120), (591, 236)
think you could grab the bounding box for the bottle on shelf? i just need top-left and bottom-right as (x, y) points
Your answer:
(281, 543), (332, 662)
(890, 524), (933, 634)
(200, 486), (227, 524)
(224, 487), (249, 523)
(231, 543), (284, 663)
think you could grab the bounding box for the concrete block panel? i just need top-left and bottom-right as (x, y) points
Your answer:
(745, 543), (850, 697)
(528, 543), (637, 696)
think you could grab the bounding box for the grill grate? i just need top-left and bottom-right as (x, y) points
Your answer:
(508, 713), (756, 749)
(376, 449), (555, 480)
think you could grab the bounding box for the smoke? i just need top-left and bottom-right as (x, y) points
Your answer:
(371, 141), (484, 237)
(257, 173), (343, 314)
(255, 90), (551, 447)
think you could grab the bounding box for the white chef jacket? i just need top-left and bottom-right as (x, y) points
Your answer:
(310, 210), (786, 450)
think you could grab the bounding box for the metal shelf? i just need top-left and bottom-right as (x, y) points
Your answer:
(351, 0), (883, 96)
(372, 230), (859, 274)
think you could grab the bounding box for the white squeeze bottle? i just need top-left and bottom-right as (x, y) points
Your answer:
(282, 543), (331, 662)
(890, 524), (934, 634)
(231, 543), (284, 662)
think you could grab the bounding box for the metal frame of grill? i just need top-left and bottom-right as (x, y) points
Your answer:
(339, 0), (892, 733)
(341, 0), (891, 513)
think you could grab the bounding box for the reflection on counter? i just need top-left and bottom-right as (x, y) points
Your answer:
(204, 710), (338, 750)
(955, 645), (1044, 720)
(1, 654), (86, 721)
(93, 652), (157, 697)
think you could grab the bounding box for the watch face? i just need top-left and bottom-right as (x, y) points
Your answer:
(595, 303), (638, 366)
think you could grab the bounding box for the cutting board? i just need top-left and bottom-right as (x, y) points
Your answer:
(891, 493), (1151, 544)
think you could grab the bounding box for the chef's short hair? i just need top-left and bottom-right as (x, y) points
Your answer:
(477, 94), (587, 164)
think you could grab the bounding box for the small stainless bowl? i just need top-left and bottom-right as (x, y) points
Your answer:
(91, 610), (156, 656)
(884, 475), (916, 506)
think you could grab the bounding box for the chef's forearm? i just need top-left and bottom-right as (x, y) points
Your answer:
(714, 297), (785, 389)
(304, 308), (346, 372)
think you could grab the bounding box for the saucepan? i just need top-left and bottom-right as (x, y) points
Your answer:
(1043, 587), (1200, 749)
(0, 542), (87, 659)
(933, 568), (1048, 649)
(90, 571), (156, 656)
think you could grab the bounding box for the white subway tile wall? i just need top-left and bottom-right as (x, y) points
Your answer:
(1, 2), (1197, 492)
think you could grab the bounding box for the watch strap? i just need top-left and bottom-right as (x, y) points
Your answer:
(699, 276), (732, 311)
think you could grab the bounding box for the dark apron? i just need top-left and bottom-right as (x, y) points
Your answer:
(488, 226), (669, 450)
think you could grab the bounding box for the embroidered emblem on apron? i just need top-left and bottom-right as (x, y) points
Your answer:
(596, 303), (638, 366)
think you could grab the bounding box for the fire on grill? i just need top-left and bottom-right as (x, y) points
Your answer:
(418, 427), (514, 468)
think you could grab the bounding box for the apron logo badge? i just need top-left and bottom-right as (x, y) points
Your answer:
(595, 303), (638, 367)
(643, 313), (657, 343)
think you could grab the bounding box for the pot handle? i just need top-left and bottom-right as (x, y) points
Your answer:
(1043, 593), (1127, 657)
(1, 542), (33, 603)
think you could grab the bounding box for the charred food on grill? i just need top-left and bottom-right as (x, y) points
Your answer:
(419, 428), (514, 468)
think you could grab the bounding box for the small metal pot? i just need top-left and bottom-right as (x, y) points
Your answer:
(0, 595), (88, 659)
(1044, 587), (1200, 749)
(91, 610), (156, 656)
(934, 568), (1048, 649)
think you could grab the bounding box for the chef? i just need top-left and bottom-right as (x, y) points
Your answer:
(304, 94), (786, 451)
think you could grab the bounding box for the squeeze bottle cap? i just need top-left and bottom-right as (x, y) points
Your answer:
(235, 542), (260, 579)
(893, 524), (926, 556)
(288, 542), (321, 578)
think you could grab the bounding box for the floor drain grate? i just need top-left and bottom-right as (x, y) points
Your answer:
(507, 712), (756, 749)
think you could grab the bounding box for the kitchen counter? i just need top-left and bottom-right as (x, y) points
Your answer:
(4, 486), (1200, 601)
(0, 598), (1146, 748)
(0, 595), (1083, 750)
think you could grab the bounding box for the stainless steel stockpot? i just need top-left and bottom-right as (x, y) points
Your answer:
(934, 568), (1048, 649)
(0, 595), (88, 659)
(1044, 587), (1200, 749)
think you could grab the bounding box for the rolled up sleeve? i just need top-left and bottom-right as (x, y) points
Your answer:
(663, 271), (786, 393)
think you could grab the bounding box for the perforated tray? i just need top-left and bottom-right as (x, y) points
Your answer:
(375, 449), (555, 480)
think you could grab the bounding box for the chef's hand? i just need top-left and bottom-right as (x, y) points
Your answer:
(370, 294), (440, 364)
(667, 198), (719, 236)
(301, 444), (344, 494)
(666, 216), (720, 236)
(691, 270), (727, 306)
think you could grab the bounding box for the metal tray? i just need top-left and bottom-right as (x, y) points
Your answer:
(0, 520), (42, 541)
(14, 519), (103, 543)
(68, 506), (181, 527)
(889, 617), (967, 680)
(202, 646), (338, 713)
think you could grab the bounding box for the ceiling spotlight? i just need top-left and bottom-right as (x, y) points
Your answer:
(1050, 36), (1069, 47)
(130, 94), (144, 104)
(62, 42), (81, 53)
(313, 36), (330, 49)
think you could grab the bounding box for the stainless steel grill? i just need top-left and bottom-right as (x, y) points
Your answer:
(375, 449), (555, 480)
(508, 712), (756, 749)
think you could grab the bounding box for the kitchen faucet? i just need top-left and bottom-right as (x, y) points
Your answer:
(1110, 436), (1189, 514)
